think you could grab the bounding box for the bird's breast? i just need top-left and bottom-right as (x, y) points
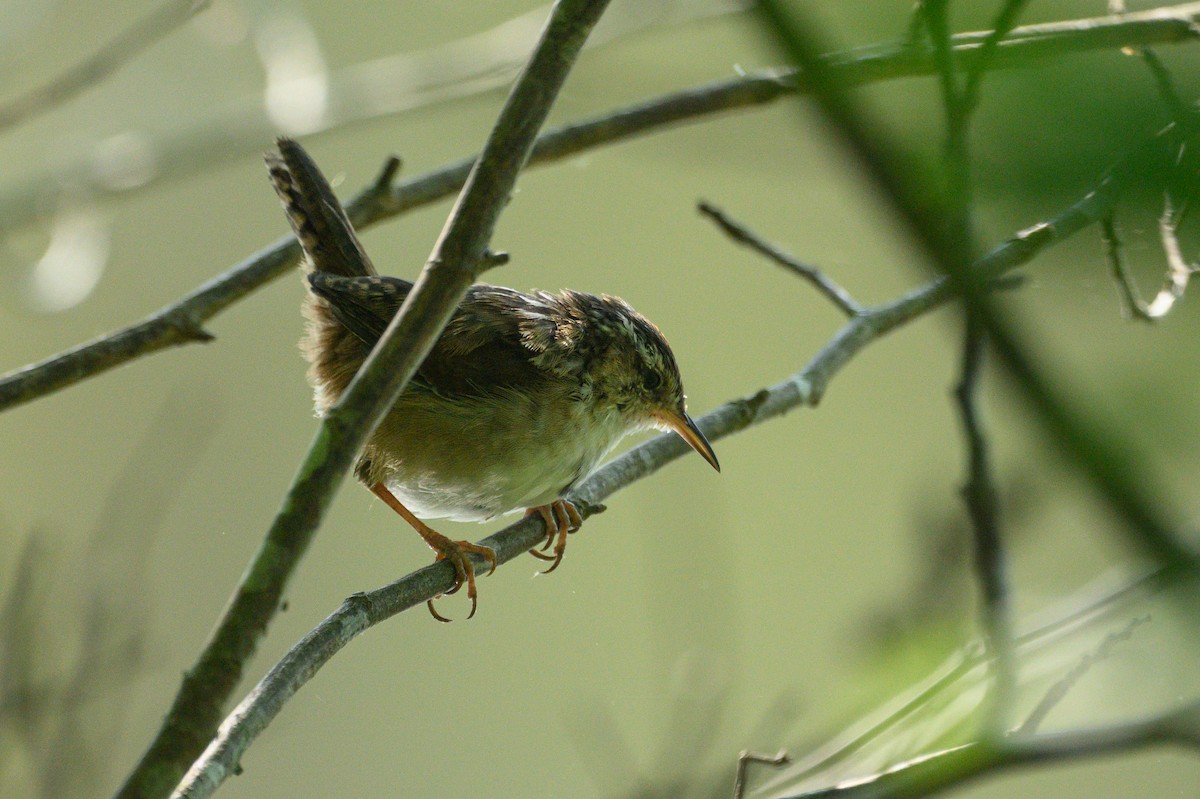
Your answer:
(365, 386), (632, 522)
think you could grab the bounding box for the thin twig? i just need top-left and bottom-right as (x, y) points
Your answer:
(953, 317), (1016, 740)
(697, 201), (863, 316)
(1100, 48), (1198, 321)
(1100, 214), (1154, 321)
(167, 155), (1130, 799)
(1140, 48), (1193, 133)
(733, 751), (791, 799)
(1149, 196), (1196, 317)
(921, 0), (964, 137)
(777, 705), (1199, 799)
(758, 0), (1200, 575)
(960, 0), (1032, 112)
(1017, 615), (1149, 735)
(920, 0), (1029, 218)
(919, 0), (976, 270)
(5, 3), (1200, 412)
(755, 568), (1173, 793)
(0, 0), (210, 132)
(123, 4), (614, 799)
(1101, 199), (1196, 322)
(0, 1), (1196, 230)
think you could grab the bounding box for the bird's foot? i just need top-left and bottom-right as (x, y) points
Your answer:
(526, 499), (582, 574)
(370, 482), (497, 622)
(421, 532), (497, 622)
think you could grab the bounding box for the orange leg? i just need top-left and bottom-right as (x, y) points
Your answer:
(371, 483), (496, 622)
(525, 498), (583, 574)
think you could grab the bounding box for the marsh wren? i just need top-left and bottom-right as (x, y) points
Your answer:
(266, 138), (718, 621)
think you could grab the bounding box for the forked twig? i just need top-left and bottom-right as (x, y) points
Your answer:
(123, 2), (615, 798)
(698, 201), (863, 316)
(1017, 616), (1150, 735)
(733, 750), (791, 799)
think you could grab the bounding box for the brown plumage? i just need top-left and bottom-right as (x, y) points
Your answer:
(267, 138), (718, 621)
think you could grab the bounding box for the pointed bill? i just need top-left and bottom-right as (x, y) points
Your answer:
(657, 409), (720, 472)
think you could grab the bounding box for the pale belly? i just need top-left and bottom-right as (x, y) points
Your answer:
(364, 389), (632, 522)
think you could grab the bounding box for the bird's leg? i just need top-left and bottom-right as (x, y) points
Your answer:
(370, 483), (496, 622)
(525, 498), (583, 574)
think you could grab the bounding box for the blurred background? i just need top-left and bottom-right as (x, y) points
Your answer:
(1, 1), (1199, 797)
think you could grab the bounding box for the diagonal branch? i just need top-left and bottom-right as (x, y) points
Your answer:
(777, 702), (1199, 798)
(1106, 196), (1197, 322)
(1101, 213), (1154, 321)
(6, 3), (1200, 413)
(1017, 615), (1149, 735)
(171, 151), (1131, 799)
(960, 0), (1033, 114)
(3, 1), (1198, 229)
(757, 0), (1200, 576)
(118, 3), (613, 799)
(756, 567), (1175, 795)
(953, 317), (1016, 740)
(697, 201), (863, 317)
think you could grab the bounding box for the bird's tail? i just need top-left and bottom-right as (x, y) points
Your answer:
(265, 137), (375, 411)
(265, 137), (376, 278)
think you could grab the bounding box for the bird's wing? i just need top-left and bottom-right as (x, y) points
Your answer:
(305, 274), (552, 396)
(306, 272), (404, 344)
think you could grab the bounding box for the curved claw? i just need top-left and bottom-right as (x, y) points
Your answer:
(427, 599), (453, 623)
(539, 548), (565, 574)
(525, 499), (583, 575)
(426, 554), (483, 621)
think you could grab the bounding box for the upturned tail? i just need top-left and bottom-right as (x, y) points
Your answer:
(265, 137), (375, 411)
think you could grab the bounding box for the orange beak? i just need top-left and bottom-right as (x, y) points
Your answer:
(656, 409), (720, 472)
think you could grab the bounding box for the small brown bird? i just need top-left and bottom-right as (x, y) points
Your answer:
(266, 139), (718, 621)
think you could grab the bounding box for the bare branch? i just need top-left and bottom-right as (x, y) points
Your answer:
(953, 318), (1016, 740)
(758, 0), (1200, 575)
(1095, 41), (1200, 321)
(1150, 196), (1197, 316)
(0, 0), (1192, 227)
(733, 751), (791, 799)
(1139, 48), (1193, 132)
(1100, 199), (1195, 322)
(756, 568), (1173, 793)
(697, 201), (863, 317)
(166, 144), (1133, 797)
(917, 0), (979, 285)
(0, 0), (210, 132)
(1017, 616), (1149, 736)
(960, 0), (1033, 113)
(122, 3), (614, 799)
(6, 3), (1200, 412)
(1100, 214), (1152, 322)
(777, 706), (1198, 798)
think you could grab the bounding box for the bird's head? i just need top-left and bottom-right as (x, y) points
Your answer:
(571, 292), (720, 472)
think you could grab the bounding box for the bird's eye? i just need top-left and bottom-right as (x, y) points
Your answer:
(642, 371), (662, 392)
